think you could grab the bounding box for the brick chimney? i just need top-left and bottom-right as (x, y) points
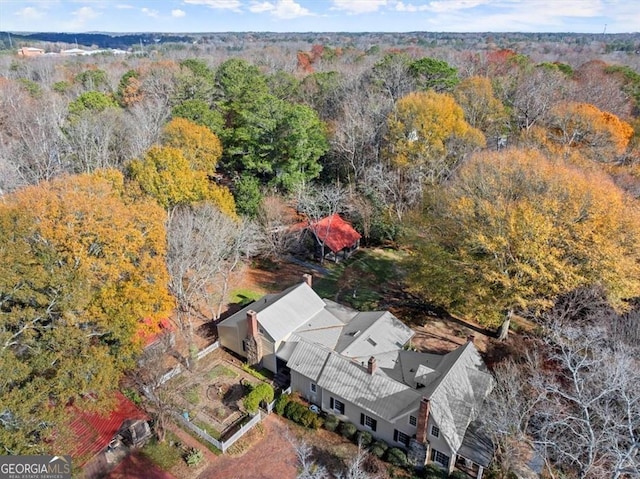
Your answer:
(302, 273), (313, 287)
(415, 397), (431, 444)
(467, 334), (475, 344)
(243, 310), (263, 367)
(367, 356), (377, 375)
(247, 310), (258, 337)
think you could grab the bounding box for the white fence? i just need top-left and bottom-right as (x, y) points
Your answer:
(173, 411), (263, 453)
(197, 341), (220, 360)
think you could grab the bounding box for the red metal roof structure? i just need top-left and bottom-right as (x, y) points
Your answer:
(308, 214), (362, 254)
(66, 391), (149, 465)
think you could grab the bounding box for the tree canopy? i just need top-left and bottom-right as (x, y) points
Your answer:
(0, 171), (173, 453)
(162, 117), (223, 175)
(127, 146), (236, 216)
(405, 149), (640, 325)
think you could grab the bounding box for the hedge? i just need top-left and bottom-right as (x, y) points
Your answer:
(385, 447), (409, 467)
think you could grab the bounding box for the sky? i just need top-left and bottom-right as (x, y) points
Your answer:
(0, 0), (639, 34)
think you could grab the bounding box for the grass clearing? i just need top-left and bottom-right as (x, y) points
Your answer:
(207, 364), (239, 380)
(314, 248), (406, 310)
(229, 288), (263, 306)
(142, 434), (183, 470)
(184, 384), (200, 406)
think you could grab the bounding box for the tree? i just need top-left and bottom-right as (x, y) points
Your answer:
(369, 52), (414, 102)
(172, 98), (224, 135)
(256, 195), (302, 260)
(409, 57), (459, 92)
(385, 91), (485, 184)
(543, 101), (634, 162)
(453, 76), (508, 139)
(127, 146), (236, 216)
(68, 91), (118, 118)
(405, 148), (640, 326)
(0, 171), (173, 453)
(166, 203), (259, 355)
(162, 117), (223, 175)
(215, 58), (328, 192)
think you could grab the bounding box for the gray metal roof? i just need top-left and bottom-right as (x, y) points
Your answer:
(337, 311), (414, 358)
(425, 343), (494, 452)
(217, 282), (326, 342)
(289, 341), (422, 421)
(286, 340), (332, 382)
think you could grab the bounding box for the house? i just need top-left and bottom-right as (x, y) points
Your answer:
(217, 275), (494, 477)
(301, 213), (361, 262)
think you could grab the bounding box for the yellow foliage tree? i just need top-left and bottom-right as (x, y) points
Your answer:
(162, 117), (223, 176)
(406, 148), (640, 326)
(386, 91), (486, 183)
(453, 76), (508, 138)
(127, 146), (236, 216)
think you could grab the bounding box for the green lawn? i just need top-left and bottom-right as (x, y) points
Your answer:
(207, 364), (239, 380)
(314, 248), (405, 310)
(142, 432), (183, 470)
(228, 288), (264, 306)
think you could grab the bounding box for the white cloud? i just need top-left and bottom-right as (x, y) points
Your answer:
(331, 0), (388, 14)
(72, 6), (100, 23)
(394, 1), (429, 12)
(183, 0), (243, 11)
(116, 4), (135, 9)
(172, 8), (187, 17)
(249, 0), (312, 18)
(141, 7), (159, 17)
(423, 0), (490, 14)
(15, 6), (44, 20)
(249, 1), (275, 13)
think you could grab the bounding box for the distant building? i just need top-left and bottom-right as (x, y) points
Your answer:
(18, 47), (44, 57)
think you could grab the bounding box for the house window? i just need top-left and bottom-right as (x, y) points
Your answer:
(409, 415), (417, 427)
(310, 383), (317, 393)
(360, 413), (377, 432)
(431, 425), (440, 438)
(430, 449), (450, 469)
(330, 397), (345, 415)
(393, 429), (410, 447)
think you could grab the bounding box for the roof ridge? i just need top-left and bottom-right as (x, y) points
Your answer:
(426, 341), (474, 399)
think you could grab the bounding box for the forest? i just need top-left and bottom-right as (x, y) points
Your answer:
(0, 33), (639, 478)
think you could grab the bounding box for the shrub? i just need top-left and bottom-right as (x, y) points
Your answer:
(310, 415), (323, 429)
(243, 383), (274, 413)
(299, 409), (315, 428)
(423, 464), (446, 479)
(385, 447), (408, 468)
(323, 414), (339, 432)
(369, 440), (388, 458)
(339, 422), (357, 440)
(355, 430), (373, 448)
(448, 472), (469, 479)
(122, 388), (142, 406)
(274, 393), (290, 416)
(185, 448), (204, 467)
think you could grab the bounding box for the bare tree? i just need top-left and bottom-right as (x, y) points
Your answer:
(167, 203), (259, 357)
(255, 194), (300, 261)
(123, 97), (171, 160)
(130, 332), (175, 442)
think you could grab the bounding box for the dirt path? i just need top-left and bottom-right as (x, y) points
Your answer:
(197, 415), (298, 479)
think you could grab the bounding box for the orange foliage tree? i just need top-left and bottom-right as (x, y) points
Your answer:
(0, 171), (173, 453)
(545, 101), (634, 162)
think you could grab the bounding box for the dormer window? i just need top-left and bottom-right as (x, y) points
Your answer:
(431, 425), (440, 438)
